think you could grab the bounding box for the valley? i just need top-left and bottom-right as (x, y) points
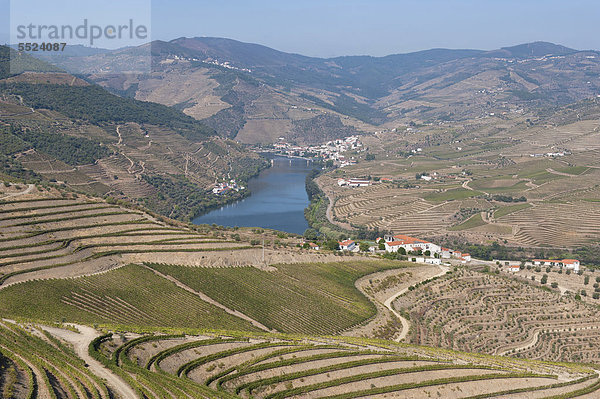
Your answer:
(3, 30), (600, 398)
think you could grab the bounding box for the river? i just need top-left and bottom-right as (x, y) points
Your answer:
(193, 155), (313, 235)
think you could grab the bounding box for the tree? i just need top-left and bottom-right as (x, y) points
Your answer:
(424, 250), (431, 257)
(303, 228), (318, 241)
(359, 242), (370, 252)
(541, 274), (548, 285)
(378, 241), (386, 250)
(398, 247), (407, 255)
(593, 292), (600, 300)
(585, 275), (590, 285)
(324, 240), (340, 251)
(551, 282), (558, 289)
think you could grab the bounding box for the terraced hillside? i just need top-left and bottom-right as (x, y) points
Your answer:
(82, 329), (600, 399)
(0, 321), (112, 399)
(0, 46), (268, 222)
(0, 188), (265, 286)
(318, 103), (600, 250)
(395, 268), (600, 364)
(0, 186), (413, 336)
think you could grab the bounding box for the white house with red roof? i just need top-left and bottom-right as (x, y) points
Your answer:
(532, 259), (580, 272)
(383, 234), (441, 254)
(338, 239), (356, 251)
(562, 259), (580, 272)
(441, 247), (453, 259)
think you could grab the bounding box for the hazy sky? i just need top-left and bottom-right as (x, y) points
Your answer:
(2, 0), (599, 57)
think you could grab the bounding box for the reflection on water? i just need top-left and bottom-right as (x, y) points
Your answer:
(193, 156), (313, 234)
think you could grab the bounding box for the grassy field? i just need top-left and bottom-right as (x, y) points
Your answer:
(493, 203), (532, 219)
(423, 188), (483, 202)
(448, 213), (486, 231)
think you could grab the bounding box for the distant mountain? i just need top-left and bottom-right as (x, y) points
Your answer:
(28, 38), (600, 144)
(485, 41), (577, 58)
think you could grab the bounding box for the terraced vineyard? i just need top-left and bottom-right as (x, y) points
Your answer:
(0, 190), (260, 286)
(317, 106), (600, 249)
(498, 201), (600, 247)
(147, 261), (403, 335)
(84, 329), (600, 399)
(0, 321), (112, 399)
(395, 268), (600, 364)
(0, 264), (258, 331)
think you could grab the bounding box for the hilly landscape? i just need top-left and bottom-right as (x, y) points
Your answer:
(0, 46), (267, 222)
(3, 32), (600, 399)
(39, 39), (600, 144)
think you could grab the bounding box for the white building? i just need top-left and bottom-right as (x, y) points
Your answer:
(413, 257), (442, 265)
(338, 239), (356, 251)
(347, 179), (371, 187)
(532, 259), (580, 272)
(383, 234), (441, 255)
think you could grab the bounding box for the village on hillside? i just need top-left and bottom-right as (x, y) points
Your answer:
(272, 136), (363, 167)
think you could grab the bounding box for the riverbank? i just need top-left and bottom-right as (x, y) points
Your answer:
(194, 155), (313, 234)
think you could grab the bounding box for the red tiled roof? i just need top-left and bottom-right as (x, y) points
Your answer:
(392, 234), (429, 245)
(562, 259), (579, 264)
(339, 239), (354, 246)
(386, 241), (405, 246)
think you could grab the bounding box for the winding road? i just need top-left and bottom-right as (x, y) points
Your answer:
(0, 183), (35, 199)
(383, 264), (450, 341)
(41, 324), (138, 399)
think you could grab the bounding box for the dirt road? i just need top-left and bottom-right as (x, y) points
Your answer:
(0, 183), (35, 199)
(41, 324), (138, 399)
(383, 264), (450, 341)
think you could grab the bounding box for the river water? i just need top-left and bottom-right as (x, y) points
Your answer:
(193, 156), (313, 234)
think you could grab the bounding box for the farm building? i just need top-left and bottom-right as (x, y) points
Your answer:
(507, 265), (521, 272)
(562, 259), (580, 271)
(532, 259), (580, 272)
(384, 234), (441, 255)
(462, 253), (472, 262)
(338, 178), (371, 187)
(441, 248), (453, 258)
(348, 178), (371, 187)
(338, 239), (356, 251)
(412, 257), (442, 265)
(309, 243), (320, 250)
